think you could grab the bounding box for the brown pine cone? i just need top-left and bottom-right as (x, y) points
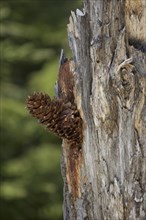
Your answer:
(26, 92), (83, 145)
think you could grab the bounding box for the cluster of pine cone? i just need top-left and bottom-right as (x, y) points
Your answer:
(26, 92), (83, 145)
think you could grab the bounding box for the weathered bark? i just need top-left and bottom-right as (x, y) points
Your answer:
(61, 0), (146, 219)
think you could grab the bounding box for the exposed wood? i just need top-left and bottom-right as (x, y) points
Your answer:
(61, 0), (146, 219)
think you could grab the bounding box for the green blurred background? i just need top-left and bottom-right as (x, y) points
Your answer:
(0, 1), (81, 219)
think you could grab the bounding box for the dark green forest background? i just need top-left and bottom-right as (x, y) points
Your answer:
(0, 1), (81, 219)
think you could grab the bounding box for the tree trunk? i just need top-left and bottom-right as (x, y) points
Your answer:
(61, 0), (146, 219)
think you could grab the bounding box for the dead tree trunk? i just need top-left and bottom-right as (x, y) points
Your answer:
(61, 0), (146, 219)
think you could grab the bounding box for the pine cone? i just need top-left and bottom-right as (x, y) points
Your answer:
(26, 93), (83, 145)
